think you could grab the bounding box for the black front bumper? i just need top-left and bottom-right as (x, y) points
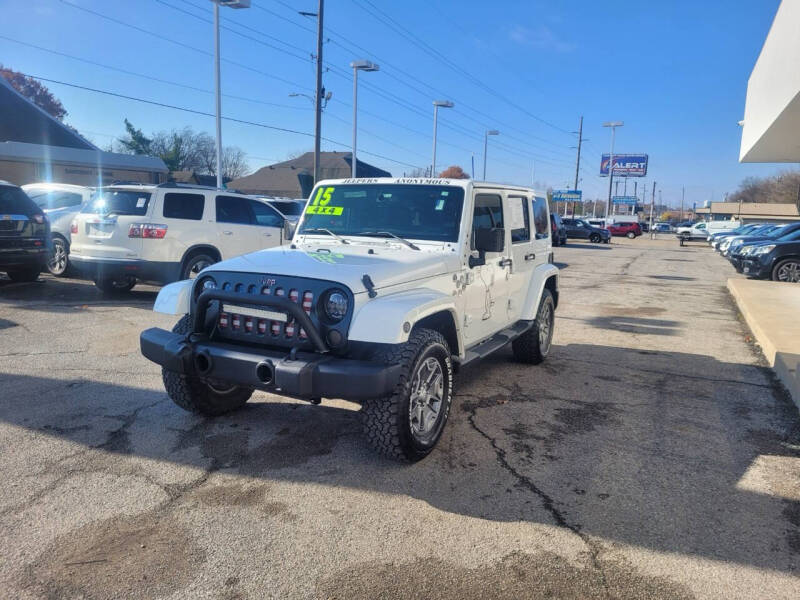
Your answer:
(741, 258), (772, 279)
(140, 327), (401, 401)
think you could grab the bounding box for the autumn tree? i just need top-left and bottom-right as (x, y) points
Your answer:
(438, 165), (470, 179)
(1, 65), (67, 121)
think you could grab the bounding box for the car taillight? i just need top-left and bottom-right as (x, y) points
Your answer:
(552, 222), (557, 232)
(70, 220), (78, 234)
(129, 223), (168, 238)
(302, 291), (313, 314)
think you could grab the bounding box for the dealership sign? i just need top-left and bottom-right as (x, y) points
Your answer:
(552, 190), (582, 202)
(600, 154), (648, 177)
(612, 196), (639, 205)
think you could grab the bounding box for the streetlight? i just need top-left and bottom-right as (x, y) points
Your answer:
(431, 100), (454, 177)
(350, 60), (379, 178)
(602, 120), (623, 218)
(483, 130), (499, 180)
(209, 0), (250, 189)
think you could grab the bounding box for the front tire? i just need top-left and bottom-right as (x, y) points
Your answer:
(163, 315), (254, 416)
(512, 288), (555, 364)
(626, 231), (636, 239)
(772, 258), (800, 283)
(590, 233), (601, 243)
(47, 236), (69, 276)
(362, 328), (453, 462)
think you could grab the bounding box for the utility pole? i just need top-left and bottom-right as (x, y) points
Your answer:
(312, 0), (325, 185)
(649, 181), (656, 239)
(680, 186), (685, 222)
(571, 116), (583, 219)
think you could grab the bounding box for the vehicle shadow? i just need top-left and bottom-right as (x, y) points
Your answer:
(585, 315), (683, 336)
(0, 274), (158, 311)
(562, 242), (613, 250)
(1, 341), (798, 574)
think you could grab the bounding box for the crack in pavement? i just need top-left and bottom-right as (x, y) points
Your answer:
(465, 405), (612, 599)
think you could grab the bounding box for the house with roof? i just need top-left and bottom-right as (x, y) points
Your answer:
(228, 151), (391, 198)
(0, 76), (167, 186)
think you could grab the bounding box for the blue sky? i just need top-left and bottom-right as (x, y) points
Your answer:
(0, 0), (786, 206)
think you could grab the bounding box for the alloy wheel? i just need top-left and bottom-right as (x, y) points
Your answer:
(408, 356), (444, 441)
(47, 239), (68, 275)
(776, 260), (800, 283)
(538, 300), (554, 354)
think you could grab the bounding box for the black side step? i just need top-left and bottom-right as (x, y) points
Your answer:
(459, 320), (534, 366)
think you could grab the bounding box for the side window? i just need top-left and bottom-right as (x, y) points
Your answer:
(472, 193), (504, 249)
(250, 200), (284, 227)
(163, 193), (205, 220)
(532, 196), (549, 239)
(216, 195), (253, 225)
(509, 196), (530, 243)
(697, 223), (706, 230)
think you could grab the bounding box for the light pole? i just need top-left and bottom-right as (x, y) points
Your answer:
(431, 100), (454, 177)
(483, 130), (499, 180)
(209, 0), (250, 189)
(350, 60), (379, 178)
(603, 121), (623, 218)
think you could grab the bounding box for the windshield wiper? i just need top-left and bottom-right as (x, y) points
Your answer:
(355, 231), (420, 251)
(302, 227), (349, 244)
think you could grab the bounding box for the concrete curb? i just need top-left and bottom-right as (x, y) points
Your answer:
(728, 278), (800, 408)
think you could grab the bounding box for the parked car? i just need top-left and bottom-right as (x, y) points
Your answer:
(607, 221), (642, 238)
(69, 182), (294, 293)
(561, 218), (611, 243)
(550, 213), (567, 246)
(640, 221), (650, 233)
(140, 178), (559, 461)
(256, 197), (305, 223)
(708, 223), (764, 248)
(675, 222), (709, 240)
(22, 182), (93, 276)
(730, 225), (800, 272)
(740, 238), (800, 283)
(653, 222), (673, 233)
(719, 224), (787, 256)
(0, 181), (50, 282)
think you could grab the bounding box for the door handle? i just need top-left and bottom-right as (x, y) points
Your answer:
(222, 230), (233, 235)
(498, 258), (513, 268)
(524, 253), (536, 261)
(263, 232), (272, 237)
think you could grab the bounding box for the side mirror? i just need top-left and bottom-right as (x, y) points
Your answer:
(283, 219), (296, 241)
(474, 228), (504, 253)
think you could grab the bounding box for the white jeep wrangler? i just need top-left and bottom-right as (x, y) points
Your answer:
(140, 178), (559, 461)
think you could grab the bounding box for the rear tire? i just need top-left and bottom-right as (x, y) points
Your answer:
(626, 231), (636, 239)
(7, 267), (41, 282)
(163, 315), (254, 416)
(512, 289), (555, 365)
(772, 258), (800, 283)
(95, 276), (136, 294)
(361, 328), (453, 462)
(182, 252), (217, 280)
(47, 236), (69, 276)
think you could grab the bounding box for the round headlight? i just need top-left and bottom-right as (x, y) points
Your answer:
(202, 278), (217, 291)
(324, 290), (348, 322)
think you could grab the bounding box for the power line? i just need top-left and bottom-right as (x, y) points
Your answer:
(22, 72), (425, 170)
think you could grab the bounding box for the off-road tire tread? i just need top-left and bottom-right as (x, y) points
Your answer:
(512, 289), (554, 365)
(162, 315), (253, 416)
(361, 328), (451, 462)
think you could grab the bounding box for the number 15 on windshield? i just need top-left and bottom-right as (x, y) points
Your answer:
(307, 187), (343, 216)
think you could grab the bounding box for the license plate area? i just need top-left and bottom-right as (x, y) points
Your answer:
(87, 219), (116, 238)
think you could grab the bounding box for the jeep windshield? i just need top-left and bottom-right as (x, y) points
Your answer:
(82, 190), (151, 216)
(298, 184), (464, 243)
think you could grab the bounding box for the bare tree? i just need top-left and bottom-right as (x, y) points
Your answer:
(728, 170), (800, 205)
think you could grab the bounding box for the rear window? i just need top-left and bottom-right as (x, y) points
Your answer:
(163, 193), (205, 221)
(83, 190), (151, 216)
(270, 201), (304, 216)
(0, 186), (41, 215)
(25, 188), (83, 211)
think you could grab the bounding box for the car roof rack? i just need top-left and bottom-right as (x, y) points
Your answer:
(157, 181), (220, 190)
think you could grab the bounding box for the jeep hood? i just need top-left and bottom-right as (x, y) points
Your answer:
(204, 243), (457, 294)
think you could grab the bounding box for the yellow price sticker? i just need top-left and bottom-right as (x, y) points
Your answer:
(306, 205), (343, 216)
(311, 186), (335, 206)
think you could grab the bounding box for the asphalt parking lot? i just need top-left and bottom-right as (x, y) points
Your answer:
(1, 237), (799, 599)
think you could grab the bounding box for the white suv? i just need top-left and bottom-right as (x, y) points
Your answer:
(70, 183), (292, 293)
(141, 178), (559, 461)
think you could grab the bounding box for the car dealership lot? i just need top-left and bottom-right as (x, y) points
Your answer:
(1, 238), (798, 599)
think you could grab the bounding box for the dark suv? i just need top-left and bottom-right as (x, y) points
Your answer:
(740, 238), (800, 283)
(0, 182), (50, 282)
(550, 213), (567, 246)
(561, 218), (611, 243)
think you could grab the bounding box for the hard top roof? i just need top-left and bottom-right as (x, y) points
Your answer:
(314, 177), (541, 195)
